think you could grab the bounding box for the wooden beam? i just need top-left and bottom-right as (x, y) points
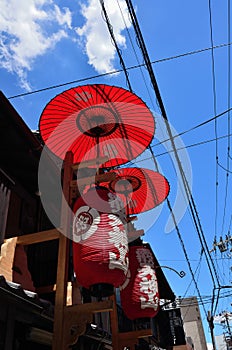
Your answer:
(127, 229), (144, 242)
(35, 285), (56, 294)
(117, 328), (152, 350)
(125, 216), (138, 222)
(0, 237), (17, 281)
(52, 151), (73, 350)
(71, 156), (109, 170)
(16, 228), (60, 245)
(63, 308), (92, 347)
(109, 294), (120, 350)
(70, 171), (116, 188)
(62, 300), (113, 347)
(65, 299), (113, 314)
(63, 301), (150, 349)
(118, 328), (152, 341)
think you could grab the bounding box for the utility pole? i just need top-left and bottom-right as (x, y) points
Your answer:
(223, 312), (232, 349)
(225, 312), (232, 337)
(210, 235), (232, 254)
(215, 311), (232, 349)
(207, 311), (217, 350)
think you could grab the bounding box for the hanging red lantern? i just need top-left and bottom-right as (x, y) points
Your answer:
(72, 186), (129, 297)
(120, 244), (159, 319)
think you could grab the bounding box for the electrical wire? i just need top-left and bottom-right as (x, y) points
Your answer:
(224, 0), (232, 243)
(7, 42), (232, 100)
(151, 107), (232, 150)
(180, 292), (232, 308)
(220, 0), (232, 240)
(166, 199), (208, 317)
(115, 0), (157, 113)
(182, 250), (204, 301)
(208, 0), (219, 245)
(127, 131), (232, 167)
(99, 0), (133, 92)
(217, 161), (232, 175)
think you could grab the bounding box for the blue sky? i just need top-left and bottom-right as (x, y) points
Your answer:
(1, 0), (232, 345)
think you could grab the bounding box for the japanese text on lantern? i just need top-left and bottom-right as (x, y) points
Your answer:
(136, 248), (159, 310)
(108, 214), (128, 274)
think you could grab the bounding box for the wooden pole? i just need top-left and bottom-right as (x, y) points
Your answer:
(110, 293), (120, 350)
(52, 151), (73, 350)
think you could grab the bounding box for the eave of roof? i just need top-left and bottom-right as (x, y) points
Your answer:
(0, 91), (42, 152)
(0, 275), (53, 329)
(0, 91), (42, 194)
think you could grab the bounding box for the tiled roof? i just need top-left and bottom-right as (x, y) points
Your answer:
(0, 275), (54, 318)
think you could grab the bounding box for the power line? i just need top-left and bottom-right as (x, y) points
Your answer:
(182, 250), (204, 300)
(221, 0), (232, 237)
(129, 131), (232, 165)
(7, 42), (232, 99)
(151, 107), (232, 150)
(166, 199), (208, 317)
(99, 0), (132, 92)
(178, 292), (232, 308)
(208, 0), (219, 244)
(115, 0), (158, 113)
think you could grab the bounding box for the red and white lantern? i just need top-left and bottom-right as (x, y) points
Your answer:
(120, 244), (159, 319)
(72, 186), (129, 296)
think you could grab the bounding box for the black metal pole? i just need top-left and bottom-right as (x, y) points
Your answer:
(207, 311), (217, 350)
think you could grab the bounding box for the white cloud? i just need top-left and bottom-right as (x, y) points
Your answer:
(76, 0), (131, 74)
(0, 0), (72, 90)
(54, 4), (72, 29)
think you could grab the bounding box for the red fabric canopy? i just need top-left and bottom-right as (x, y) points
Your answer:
(72, 186), (129, 293)
(39, 84), (155, 168)
(120, 244), (160, 320)
(102, 167), (170, 215)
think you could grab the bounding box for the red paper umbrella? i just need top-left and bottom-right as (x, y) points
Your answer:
(39, 84), (155, 168)
(72, 186), (129, 297)
(102, 167), (169, 215)
(120, 244), (160, 320)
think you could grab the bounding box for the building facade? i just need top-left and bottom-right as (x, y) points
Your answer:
(180, 297), (208, 350)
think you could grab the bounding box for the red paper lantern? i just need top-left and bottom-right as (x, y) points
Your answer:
(120, 244), (159, 319)
(72, 186), (129, 296)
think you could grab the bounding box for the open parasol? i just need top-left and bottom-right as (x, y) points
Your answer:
(102, 167), (170, 215)
(39, 84), (155, 168)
